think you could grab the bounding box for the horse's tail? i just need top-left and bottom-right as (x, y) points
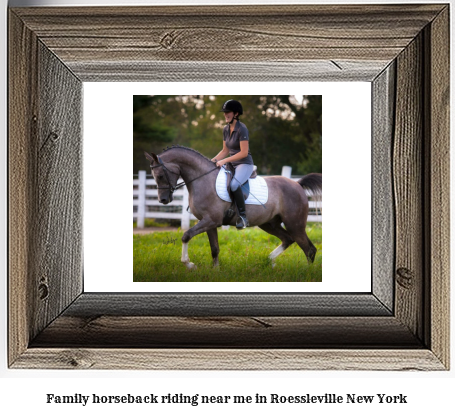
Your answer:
(297, 173), (322, 196)
(297, 173), (322, 216)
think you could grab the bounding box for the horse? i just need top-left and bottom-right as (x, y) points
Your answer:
(145, 145), (322, 270)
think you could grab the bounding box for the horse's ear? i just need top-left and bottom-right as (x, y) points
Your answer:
(144, 151), (158, 163)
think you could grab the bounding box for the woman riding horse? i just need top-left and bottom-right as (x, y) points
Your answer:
(145, 98), (321, 270)
(211, 99), (254, 229)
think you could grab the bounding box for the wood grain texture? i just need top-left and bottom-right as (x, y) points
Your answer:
(13, 349), (445, 371)
(60, 293), (391, 317)
(11, 5), (445, 82)
(372, 63), (395, 312)
(8, 11), (38, 366)
(8, 4), (450, 370)
(69, 61), (387, 82)
(426, 6), (450, 369)
(31, 316), (421, 348)
(393, 34), (424, 340)
(33, 42), (83, 339)
(9, 11), (84, 365)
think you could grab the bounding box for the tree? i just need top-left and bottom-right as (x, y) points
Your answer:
(133, 95), (322, 175)
(133, 95), (176, 172)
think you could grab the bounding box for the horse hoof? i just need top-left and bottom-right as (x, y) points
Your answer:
(186, 262), (197, 270)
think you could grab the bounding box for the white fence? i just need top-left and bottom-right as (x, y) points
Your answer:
(134, 166), (322, 230)
(133, 171), (196, 230)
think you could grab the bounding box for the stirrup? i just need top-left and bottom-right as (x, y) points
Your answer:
(236, 216), (249, 229)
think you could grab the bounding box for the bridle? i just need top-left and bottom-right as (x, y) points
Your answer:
(150, 156), (181, 194)
(150, 155), (218, 194)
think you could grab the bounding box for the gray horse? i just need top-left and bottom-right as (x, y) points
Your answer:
(145, 146), (322, 269)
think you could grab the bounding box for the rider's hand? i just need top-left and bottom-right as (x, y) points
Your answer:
(216, 159), (227, 168)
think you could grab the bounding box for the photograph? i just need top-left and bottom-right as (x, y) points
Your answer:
(133, 95), (322, 283)
(4, 0), (450, 383)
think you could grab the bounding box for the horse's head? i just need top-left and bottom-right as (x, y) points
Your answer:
(145, 151), (180, 205)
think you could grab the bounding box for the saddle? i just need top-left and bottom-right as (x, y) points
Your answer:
(222, 163), (257, 225)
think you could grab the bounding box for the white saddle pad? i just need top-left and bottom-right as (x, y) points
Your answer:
(215, 168), (268, 205)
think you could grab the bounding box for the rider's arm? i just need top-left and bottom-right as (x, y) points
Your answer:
(211, 140), (230, 162)
(218, 141), (249, 165)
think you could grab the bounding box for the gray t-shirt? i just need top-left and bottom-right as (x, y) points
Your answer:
(223, 121), (254, 167)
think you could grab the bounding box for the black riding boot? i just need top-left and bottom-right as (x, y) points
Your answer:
(232, 186), (249, 229)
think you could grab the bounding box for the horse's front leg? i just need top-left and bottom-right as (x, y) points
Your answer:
(181, 241), (196, 270)
(181, 217), (218, 269)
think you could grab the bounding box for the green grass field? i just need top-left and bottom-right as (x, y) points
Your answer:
(133, 223), (322, 282)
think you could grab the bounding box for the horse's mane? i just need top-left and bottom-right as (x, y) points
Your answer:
(161, 145), (212, 163)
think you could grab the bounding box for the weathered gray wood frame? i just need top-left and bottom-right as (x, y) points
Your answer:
(8, 5), (450, 370)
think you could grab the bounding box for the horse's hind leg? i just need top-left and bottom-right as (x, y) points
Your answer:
(299, 234), (317, 263)
(282, 215), (317, 263)
(259, 217), (294, 267)
(206, 228), (220, 267)
(285, 226), (317, 263)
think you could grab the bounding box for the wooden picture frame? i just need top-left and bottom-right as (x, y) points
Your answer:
(8, 4), (449, 370)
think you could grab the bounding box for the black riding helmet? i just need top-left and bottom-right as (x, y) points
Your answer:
(220, 99), (243, 116)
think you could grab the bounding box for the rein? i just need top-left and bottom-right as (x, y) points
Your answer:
(151, 156), (218, 193)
